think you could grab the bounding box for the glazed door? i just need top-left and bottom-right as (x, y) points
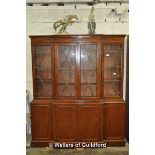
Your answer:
(79, 43), (101, 99)
(55, 43), (77, 98)
(103, 43), (124, 98)
(32, 44), (53, 98)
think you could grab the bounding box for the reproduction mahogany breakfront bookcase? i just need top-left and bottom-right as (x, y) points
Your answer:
(30, 35), (128, 147)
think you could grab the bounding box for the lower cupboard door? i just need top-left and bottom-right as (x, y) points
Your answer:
(31, 103), (52, 141)
(54, 104), (78, 142)
(105, 103), (125, 140)
(78, 104), (102, 142)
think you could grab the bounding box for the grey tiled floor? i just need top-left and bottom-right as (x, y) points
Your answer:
(26, 144), (129, 155)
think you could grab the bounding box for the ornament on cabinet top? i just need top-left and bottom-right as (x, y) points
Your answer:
(53, 15), (78, 34)
(88, 6), (96, 34)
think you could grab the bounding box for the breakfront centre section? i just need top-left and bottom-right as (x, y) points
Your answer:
(30, 35), (127, 147)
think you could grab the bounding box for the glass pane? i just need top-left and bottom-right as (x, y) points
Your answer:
(104, 81), (121, 96)
(58, 44), (76, 97)
(35, 79), (52, 97)
(104, 45), (122, 97)
(34, 46), (52, 97)
(80, 44), (97, 97)
(59, 84), (75, 96)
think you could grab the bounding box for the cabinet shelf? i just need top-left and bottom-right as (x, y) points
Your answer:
(35, 78), (52, 81)
(35, 51), (51, 54)
(81, 69), (97, 71)
(59, 69), (97, 72)
(35, 67), (51, 70)
(59, 69), (75, 71)
(104, 80), (120, 82)
(81, 83), (96, 84)
(59, 83), (97, 84)
(59, 83), (75, 84)
(104, 50), (122, 53)
(104, 66), (121, 68)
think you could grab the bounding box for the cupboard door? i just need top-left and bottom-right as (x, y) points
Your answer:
(33, 45), (53, 98)
(104, 104), (125, 140)
(80, 43), (100, 98)
(31, 103), (52, 141)
(56, 43), (77, 98)
(78, 104), (102, 142)
(103, 44), (123, 98)
(54, 104), (77, 142)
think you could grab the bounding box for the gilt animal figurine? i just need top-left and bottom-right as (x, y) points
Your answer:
(53, 15), (78, 34)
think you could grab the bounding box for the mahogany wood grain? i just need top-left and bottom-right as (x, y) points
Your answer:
(31, 102), (53, 141)
(54, 104), (78, 142)
(104, 103), (125, 140)
(78, 103), (103, 142)
(30, 35), (127, 147)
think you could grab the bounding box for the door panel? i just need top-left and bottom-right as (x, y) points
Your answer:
(103, 43), (124, 98)
(105, 103), (125, 140)
(78, 104), (102, 141)
(54, 104), (78, 142)
(56, 43), (77, 98)
(33, 45), (53, 98)
(31, 103), (52, 141)
(80, 43), (99, 98)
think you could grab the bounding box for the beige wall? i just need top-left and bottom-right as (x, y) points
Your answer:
(26, 3), (129, 100)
